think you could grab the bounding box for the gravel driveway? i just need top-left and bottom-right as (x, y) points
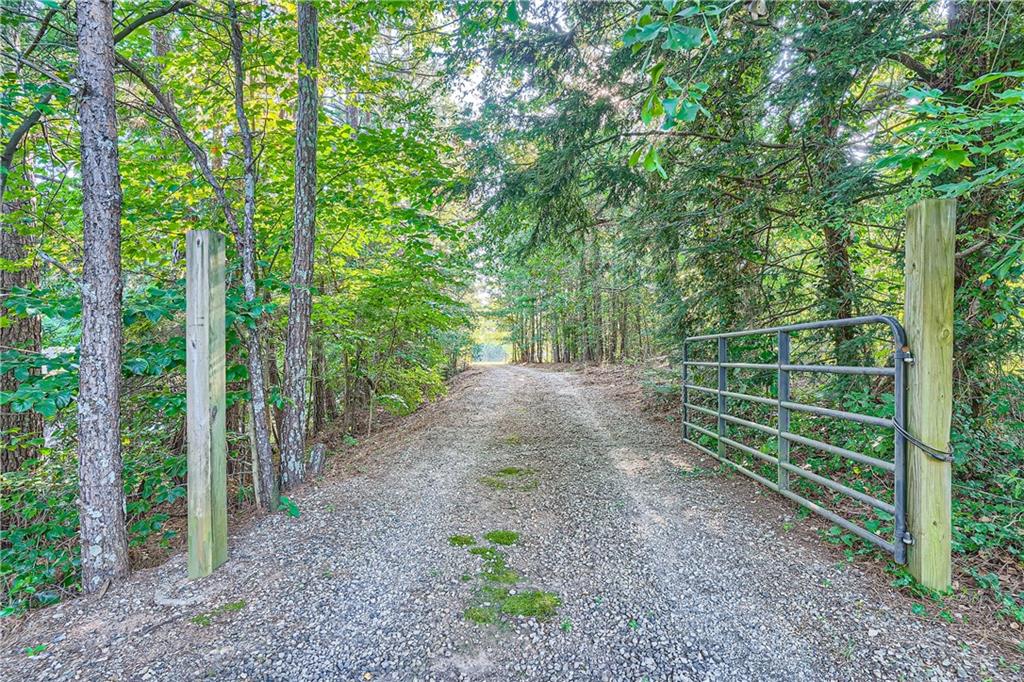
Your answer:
(2, 365), (1013, 681)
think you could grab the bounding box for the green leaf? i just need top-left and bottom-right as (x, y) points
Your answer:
(956, 70), (1024, 92)
(928, 148), (972, 170)
(662, 24), (702, 51)
(704, 18), (718, 45)
(277, 496), (301, 518)
(624, 20), (665, 46)
(643, 146), (667, 178)
(641, 92), (664, 125)
(648, 61), (665, 87)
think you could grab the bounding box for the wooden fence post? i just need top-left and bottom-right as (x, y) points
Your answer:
(904, 199), (955, 592)
(186, 230), (228, 579)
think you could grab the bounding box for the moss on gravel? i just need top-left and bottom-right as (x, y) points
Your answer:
(454, 529), (560, 626)
(469, 546), (519, 583)
(448, 534), (476, 547)
(191, 600), (246, 627)
(480, 466), (539, 492)
(497, 466), (532, 476)
(484, 530), (519, 546)
(464, 605), (499, 624)
(464, 585), (560, 623)
(501, 591), (561, 619)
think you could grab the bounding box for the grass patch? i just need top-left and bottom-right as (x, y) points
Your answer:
(448, 534), (476, 547)
(484, 530), (520, 546)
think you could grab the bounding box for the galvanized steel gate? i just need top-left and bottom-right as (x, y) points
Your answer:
(682, 316), (911, 563)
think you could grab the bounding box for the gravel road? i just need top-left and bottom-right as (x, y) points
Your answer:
(3, 365), (1014, 681)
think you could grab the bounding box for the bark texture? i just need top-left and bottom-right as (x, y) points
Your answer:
(75, 0), (129, 592)
(281, 0), (318, 488)
(227, 0), (277, 509)
(0, 202), (42, 473)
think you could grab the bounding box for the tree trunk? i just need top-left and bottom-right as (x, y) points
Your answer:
(821, 220), (857, 361)
(117, 4), (277, 510)
(281, 0), (318, 488)
(592, 255), (603, 362)
(311, 334), (327, 434)
(228, 1), (276, 509)
(619, 292), (628, 360)
(75, 0), (129, 592)
(0, 201), (42, 473)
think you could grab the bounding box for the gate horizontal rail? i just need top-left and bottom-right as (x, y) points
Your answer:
(682, 315), (910, 563)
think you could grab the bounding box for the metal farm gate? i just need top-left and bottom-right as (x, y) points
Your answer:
(681, 316), (913, 563)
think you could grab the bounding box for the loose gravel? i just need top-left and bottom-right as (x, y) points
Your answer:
(2, 365), (1014, 680)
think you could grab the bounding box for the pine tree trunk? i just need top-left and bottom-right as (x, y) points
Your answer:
(75, 0), (129, 592)
(0, 7), (43, 471)
(311, 334), (327, 434)
(591, 238), (604, 362)
(281, 0), (318, 488)
(1, 202), (42, 473)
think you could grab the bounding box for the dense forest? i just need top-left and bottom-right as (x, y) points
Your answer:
(465, 0), (1022, 623)
(1, 0), (1021, 629)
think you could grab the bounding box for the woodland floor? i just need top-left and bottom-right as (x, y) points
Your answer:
(2, 365), (1019, 681)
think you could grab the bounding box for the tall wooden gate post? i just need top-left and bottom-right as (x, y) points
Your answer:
(904, 199), (955, 591)
(186, 230), (228, 578)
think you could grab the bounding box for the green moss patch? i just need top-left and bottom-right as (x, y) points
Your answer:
(501, 590), (561, 619)
(497, 466), (531, 476)
(191, 599), (246, 627)
(470, 546), (519, 583)
(448, 534), (476, 547)
(464, 585), (560, 624)
(482, 563), (520, 584)
(484, 530), (520, 546)
(464, 605), (500, 624)
(480, 466), (539, 492)
(480, 477), (505, 490)
(469, 546), (500, 560)
(454, 530), (560, 626)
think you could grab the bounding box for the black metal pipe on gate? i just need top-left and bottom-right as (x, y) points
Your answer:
(681, 315), (910, 564)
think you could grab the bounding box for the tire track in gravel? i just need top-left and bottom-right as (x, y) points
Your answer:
(2, 365), (1013, 681)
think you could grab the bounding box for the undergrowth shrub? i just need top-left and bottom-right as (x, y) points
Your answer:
(1, 445), (186, 617)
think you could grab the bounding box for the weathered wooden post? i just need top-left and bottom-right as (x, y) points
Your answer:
(904, 199), (955, 591)
(186, 230), (228, 579)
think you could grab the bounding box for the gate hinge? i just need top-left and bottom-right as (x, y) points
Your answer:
(902, 531), (914, 546)
(898, 345), (914, 364)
